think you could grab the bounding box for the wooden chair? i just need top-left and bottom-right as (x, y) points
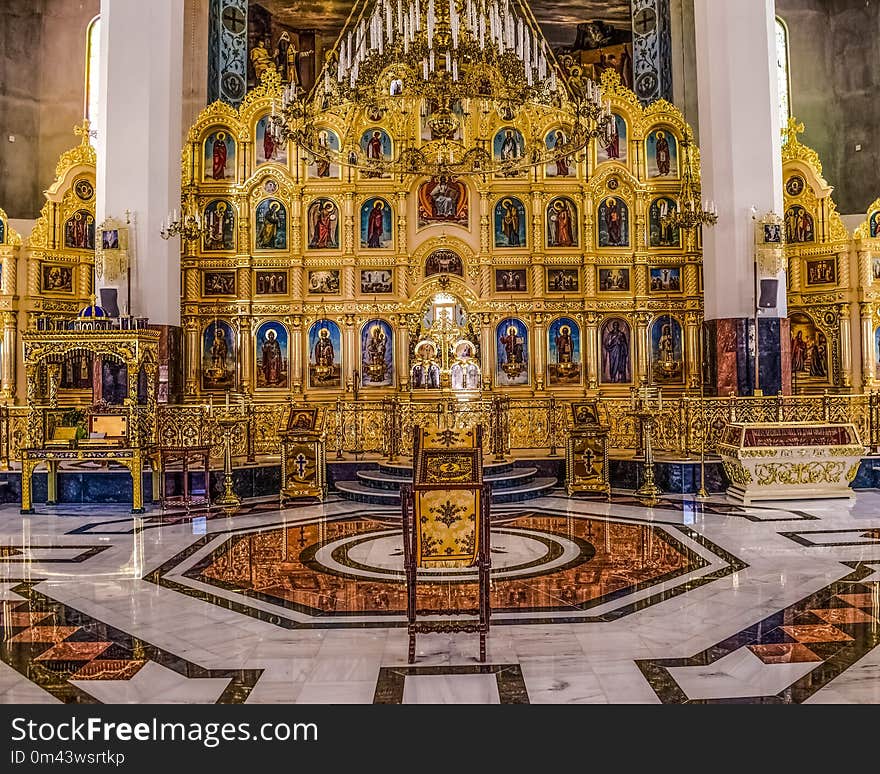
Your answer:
(401, 425), (491, 663)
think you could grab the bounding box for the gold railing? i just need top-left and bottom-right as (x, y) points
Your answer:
(2, 391), (879, 466)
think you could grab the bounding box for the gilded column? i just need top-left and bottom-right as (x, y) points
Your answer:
(238, 316), (252, 395)
(531, 191), (544, 253)
(837, 303), (852, 389)
(291, 194), (303, 254)
(480, 313), (493, 388)
(685, 311), (702, 389)
(860, 302), (875, 386)
(634, 311), (650, 384)
(184, 315), (200, 397)
(585, 311), (599, 391)
(291, 314), (304, 393)
(479, 191), (490, 255)
(479, 262), (492, 298)
(343, 313), (356, 392)
(396, 314), (410, 391)
(343, 192), (355, 255)
(531, 261), (544, 297)
(1, 311), (17, 399)
(396, 190), (408, 254)
(533, 313), (545, 392)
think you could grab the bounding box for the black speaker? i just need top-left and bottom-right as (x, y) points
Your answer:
(758, 278), (778, 309)
(99, 287), (120, 317)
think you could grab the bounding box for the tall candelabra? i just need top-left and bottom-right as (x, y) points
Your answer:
(629, 383), (663, 501)
(213, 397), (241, 508)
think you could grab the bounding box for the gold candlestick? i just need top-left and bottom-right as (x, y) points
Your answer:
(214, 414), (241, 508)
(696, 375), (709, 500)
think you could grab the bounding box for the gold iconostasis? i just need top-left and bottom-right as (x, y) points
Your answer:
(4, 76), (880, 406)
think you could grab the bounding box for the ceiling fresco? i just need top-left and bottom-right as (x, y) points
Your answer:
(253, 0), (632, 49)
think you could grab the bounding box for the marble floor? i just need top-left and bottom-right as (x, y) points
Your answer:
(2, 486), (880, 704)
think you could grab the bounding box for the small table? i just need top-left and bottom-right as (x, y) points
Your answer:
(156, 445), (212, 510)
(20, 445), (159, 514)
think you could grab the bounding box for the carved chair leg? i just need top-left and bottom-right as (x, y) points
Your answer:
(479, 633), (486, 663)
(408, 632), (416, 664)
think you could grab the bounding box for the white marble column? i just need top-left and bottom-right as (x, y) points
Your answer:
(95, 0), (183, 325)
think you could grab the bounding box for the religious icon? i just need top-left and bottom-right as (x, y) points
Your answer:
(494, 197), (526, 248)
(307, 198), (339, 249)
(872, 257), (880, 282)
(785, 175), (805, 197)
(547, 317), (581, 385)
(361, 198), (393, 249)
(545, 129), (574, 177)
(546, 268), (580, 293)
(804, 258), (836, 286)
(649, 267), (681, 292)
(307, 270), (340, 294)
(360, 128), (392, 178)
(493, 127), (526, 177)
(547, 197), (578, 248)
(74, 179), (94, 201)
(870, 211), (880, 239)
(425, 249), (464, 277)
(101, 229), (119, 250)
(597, 114), (627, 164)
(256, 115), (288, 166)
(598, 196), (629, 247)
(204, 130), (235, 181)
(762, 223), (782, 244)
(203, 200), (235, 251)
(41, 264), (73, 293)
(308, 320), (341, 388)
(646, 128), (677, 178)
(790, 313), (828, 381)
(496, 318), (529, 386)
(286, 408), (318, 431)
(308, 128), (340, 178)
(255, 199), (287, 250)
(255, 322), (288, 389)
(600, 318), (631, 384)
(649, 197), (680, 247)
(411, 341), (440, 389)
(202, 320), (235, 391)
(651, 318), (683, 383)
(0, 218), (4, 245)
(494, 268), (528, 292)
(785, 205), (814, 243)
(361, 319), (393, 387)
(64, 210), (95, 250)
(417, 177), (468, 227)
(571, 400), (600, 426)
(255, 271), (288, 295)
(598, 267), (630, 292)
(203, 271), (236, 296)
(360, 269), (393, 294)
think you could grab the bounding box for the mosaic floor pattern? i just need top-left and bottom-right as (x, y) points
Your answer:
(1, 489), (880, 703)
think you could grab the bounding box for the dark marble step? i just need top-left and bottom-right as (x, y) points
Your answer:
(334, 476), (559, 506)
(376, 459), (515, 478)
(356, 466), (538, 491)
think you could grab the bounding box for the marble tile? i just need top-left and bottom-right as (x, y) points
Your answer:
(402, 674), (500, 704)
(295, 680), (376, 704)
(70, 661), (231, 704)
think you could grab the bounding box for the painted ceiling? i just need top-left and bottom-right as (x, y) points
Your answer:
(252, 0), (632, 49)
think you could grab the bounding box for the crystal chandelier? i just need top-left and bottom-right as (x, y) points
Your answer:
(269, 0), (612, 177)
(662, 132), (718, 231)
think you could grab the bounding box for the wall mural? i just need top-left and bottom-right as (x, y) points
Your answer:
(307, 198), (339, 249)
(360, 198), (393, 249)
(255, 321), (288, 389)
(600, 317), (632, 384)
(202, 319), (236, 391)
(308, 320), (342, 388)
(418, 177), (469, 227)
(650, 317), (683, 384)
(597, 114), (627, 164)
(496, 317), (529, 387)
(203, 199), (235, 251)
(785, 205), (815, 244)
(545, 129), (575, 178)
(255, 115), (287, 166)
(204, 130), (236, 181)
(254, 198), (287, 250)
(648, 197), (680, 247)
(308, 128), (340, 179)
(597, 196), (629, 247)
(547, 197), (578, 248)
(790, 313), (828, 383)
(494, 197), (527, 248)
(547, 317), (581, 386)
(361, 319), (394, 388)
(646, 128), (677, 178)
(63, 210), (95, 250)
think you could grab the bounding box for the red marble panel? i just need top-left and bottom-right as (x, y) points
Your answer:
(809, 608), (877, 625)
(780, 624), (854, 643)
(8, 625), (79, 643)
(748, 643), (822, 663)
(35, 641), (111, 661)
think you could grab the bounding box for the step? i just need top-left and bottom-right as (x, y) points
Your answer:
(356, 465), (538, 491)
(376, 459), (515, 478)
(334, 476), (559, 506)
